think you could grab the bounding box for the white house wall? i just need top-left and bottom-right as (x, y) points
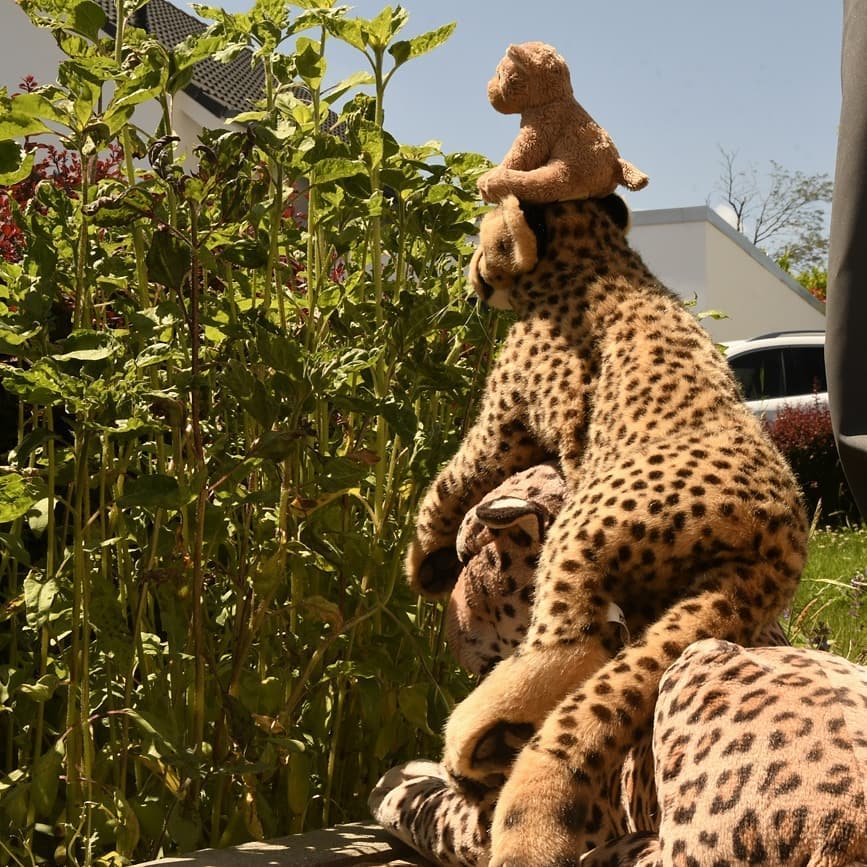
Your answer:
(702, 219), (825, 341)
(630, 207), (825, 342)
(0, 1), (65, 96)
(628, 214), (708, 311)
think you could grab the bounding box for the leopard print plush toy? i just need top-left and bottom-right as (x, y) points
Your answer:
(404, 193), (809, 867)
(373, 635), (867, 867)
(377, 467), (864, 867)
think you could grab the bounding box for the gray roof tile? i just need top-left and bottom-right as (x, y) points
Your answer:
(96, 0), (264, 118)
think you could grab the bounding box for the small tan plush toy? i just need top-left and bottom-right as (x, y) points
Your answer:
(477, 41), (649, 204)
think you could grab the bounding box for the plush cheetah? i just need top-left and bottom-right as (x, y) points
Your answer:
(405, 192), (809, 867)
(645, 639), (867, 867)
(447, 462), (567, 677)
(373, 639), (867, 867)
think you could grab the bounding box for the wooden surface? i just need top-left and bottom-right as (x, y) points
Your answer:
(135, 822), (430, 866)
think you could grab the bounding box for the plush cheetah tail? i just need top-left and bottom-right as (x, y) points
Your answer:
(619, 159), (649, 191)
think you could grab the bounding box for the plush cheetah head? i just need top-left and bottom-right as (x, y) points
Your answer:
(468, 195), (541, 309)
(448, 462), (640, 682)
(486, 42), (572, 114)
(469, 194), (630, 310)
(448, 462), (566, 676)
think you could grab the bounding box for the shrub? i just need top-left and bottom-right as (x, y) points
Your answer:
(765, 400), (858, 525)
(0, 2), (497, 862)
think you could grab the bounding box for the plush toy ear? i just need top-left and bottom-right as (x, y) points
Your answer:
(505, 43), (531, 72)
(506, 42), (562, 76)
(475, 496), (545, 543)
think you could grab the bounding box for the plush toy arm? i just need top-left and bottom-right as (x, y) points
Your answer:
(406, 350), (549, 596)
(481, 164), (595, 205)
(369, 760), (494, 867)
(499, 123), (548, 172)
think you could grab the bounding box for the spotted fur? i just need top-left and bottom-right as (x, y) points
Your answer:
(374, 470), (811, 867)
(642, 639), (867, 867)
(375, 628), (867, 867)
(404, 194), (809, 867)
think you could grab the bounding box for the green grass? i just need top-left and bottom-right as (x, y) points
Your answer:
(786, 524), (867, 662)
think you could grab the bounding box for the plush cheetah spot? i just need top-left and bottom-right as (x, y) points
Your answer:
(472, 721), (536, 770)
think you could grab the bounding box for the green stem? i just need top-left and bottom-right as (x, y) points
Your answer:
(65, 428), (95, 865)
(189, 203), (207, 756)
(322, 677), (345, 827)
(303, 37), (327, 354)
(74, 148), (91, 329)
(369, 47), (390, 533)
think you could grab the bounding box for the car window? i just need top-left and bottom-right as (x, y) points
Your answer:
(782, 347), (827, 396)
(728, 349), (785, 399)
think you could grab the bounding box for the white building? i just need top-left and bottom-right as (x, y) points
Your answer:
(630, 205), (825, 342)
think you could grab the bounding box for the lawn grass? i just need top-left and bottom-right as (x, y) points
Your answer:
(785, 523), (867, 662)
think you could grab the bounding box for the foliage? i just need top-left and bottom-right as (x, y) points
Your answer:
(0, 2), (498, 863)
(765, 400), (858, 526)
(712, 145), (832, 273)
(775, 250), (826, 303)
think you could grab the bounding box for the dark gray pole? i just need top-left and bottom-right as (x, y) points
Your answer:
(827, 0), (867, 520)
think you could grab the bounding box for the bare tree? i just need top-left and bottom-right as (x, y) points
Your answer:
(712, 146), (832, 272)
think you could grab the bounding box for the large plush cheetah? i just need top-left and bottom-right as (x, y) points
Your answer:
(375, 465), (826, 867)
(644, 639), (867, 867)
(405, 193), (809, 867)
(373, 638), (867, 867)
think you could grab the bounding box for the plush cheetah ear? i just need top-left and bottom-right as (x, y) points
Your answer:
(475, 496), (545, 543)
(597, 194), (631, 233)
(470, 194), (540, 310)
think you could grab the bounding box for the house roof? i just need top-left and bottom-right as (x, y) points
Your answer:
(95, 0), (266, 119)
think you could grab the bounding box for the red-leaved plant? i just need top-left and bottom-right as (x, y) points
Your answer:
(766, 399), (858, 524)
(0, 77), (124, 263)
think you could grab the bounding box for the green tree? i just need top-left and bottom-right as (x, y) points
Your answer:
(776, 249), (827, 302)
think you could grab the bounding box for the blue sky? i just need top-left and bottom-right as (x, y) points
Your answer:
(215, 1), (842, 216)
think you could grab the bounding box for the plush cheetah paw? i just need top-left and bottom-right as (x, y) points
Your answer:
(370, 760), (494, 867)
(488, 749), (590, 867)
(443, 676), (536, 790)
(405, 537), (462, 597)
(369, 760), (447, 838)
(444, 644), (607, 789)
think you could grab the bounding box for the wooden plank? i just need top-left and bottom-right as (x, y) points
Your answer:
(135, 822), (430, 867)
